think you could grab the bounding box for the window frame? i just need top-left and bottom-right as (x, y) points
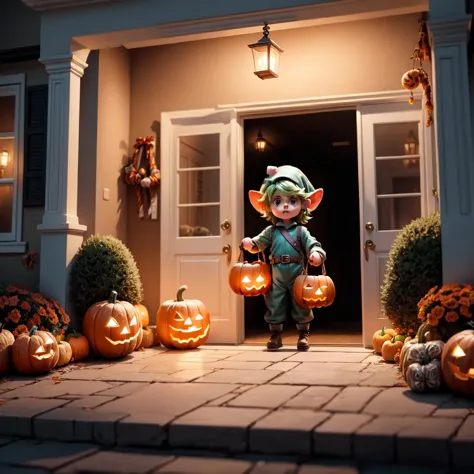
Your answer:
(0, 74), (26, 253)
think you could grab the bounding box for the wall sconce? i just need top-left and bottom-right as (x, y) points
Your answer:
(0, 150), (8, 178)
(255, 129), (268, 152)
(403, 130), (419, 168)
(248, 22), (283, 80)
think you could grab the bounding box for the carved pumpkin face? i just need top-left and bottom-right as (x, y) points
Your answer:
(229, 258), (271, 297)
(156, 285), (211, 350)
(441, 330), (474, 396)
(401, 69), (422, 90)
(12, 326), (59, 374)
(83, 291), (143, 359)
(293, 274), (336, 309)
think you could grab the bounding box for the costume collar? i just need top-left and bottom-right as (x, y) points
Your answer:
(275, 220), (298, 229)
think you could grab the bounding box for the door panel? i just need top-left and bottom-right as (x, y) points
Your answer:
(160, 108), (242, 344)
(359, 102), (427, 347)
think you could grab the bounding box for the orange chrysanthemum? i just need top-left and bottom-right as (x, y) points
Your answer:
(431, 305), (445, 320)
(443, 298), (459, 310)
(37, 306), (47, 317)
(48, 313), (59, 325)
(445, 311), (459, 323)
(459, 297), (471, 307)
(20, 301), (31, 311)
(12, 324), (28, 337)
(428, 314), (439, 326)
(460, 305), (472, 318)
(7, 308), (21, 324)
(7, 295), (19, 306)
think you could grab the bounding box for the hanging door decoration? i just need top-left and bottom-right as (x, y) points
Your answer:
(124, 136), (161, 219)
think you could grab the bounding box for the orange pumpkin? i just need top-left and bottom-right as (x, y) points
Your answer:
(229, 248), (271, 297)
(382, 336), (405, 363)
(372, 326), (396, 354)
(0, 323), (14, 375)
(66, 331), (90, 362)
(83, 290), (143, 359)
(293, 263), (335, 309)
(156, 285), (210, 350)
(12, 326), (59, 374)
(139, 327), (158, 349)
(56, 341), (73, 367)
(135, 303), (150, 328)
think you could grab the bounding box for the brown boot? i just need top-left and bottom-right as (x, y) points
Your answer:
(267, 324), (283, 351)
(297, 330), (310, 351)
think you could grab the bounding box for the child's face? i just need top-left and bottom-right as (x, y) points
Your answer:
(271, 193), (302, 221)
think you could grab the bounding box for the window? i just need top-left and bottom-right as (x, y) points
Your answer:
(0, 74), (26, 253)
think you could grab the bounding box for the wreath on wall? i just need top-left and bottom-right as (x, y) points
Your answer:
(124, 136), (161, 219)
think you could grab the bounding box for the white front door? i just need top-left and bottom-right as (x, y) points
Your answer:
(160, 108), (243, 344)
(358, 102), (433, 347)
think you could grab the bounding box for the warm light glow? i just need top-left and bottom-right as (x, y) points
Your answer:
(45, 337), (55, 344)
(315, 288), (323, 295)
(106, 317), (120, 328)
(120, 326), (130, 335)
(452, 345), (466, 358)
(195, 314), (204, 320)
(35, 346), (45, 354)
(256, 275), (265, 283)
(0, 150), (8, 168)
(248, 23), (283, 80)
(184, 317), (193, 326)
(130, 315), (138, 326)
(242, 276), (251, 283)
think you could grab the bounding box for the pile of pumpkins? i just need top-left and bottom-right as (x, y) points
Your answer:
(372, 325), (474, 398)
(0, 285), (211, 377)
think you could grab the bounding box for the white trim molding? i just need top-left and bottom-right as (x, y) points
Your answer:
(0, 74), (26, 254)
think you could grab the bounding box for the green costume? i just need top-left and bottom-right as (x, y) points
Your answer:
(252, 222), (326, 326)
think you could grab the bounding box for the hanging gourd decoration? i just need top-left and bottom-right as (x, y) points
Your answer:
(83, 290), (143, 359)
(381, 335), (405, 363)
(0, 323), (15, 375)
(156, 285), (210, 350)
(401, 340), (444, 392)
(293, 262), (335, 309)
(372, 326), (396, 354)
(56, 341), (73, 368)
(441, 330), (474, 397)
(229, 246), (271, 296)
(66, 331), (90, 362)
(135, 303), (150, 328)
(12, 326), (59, 374)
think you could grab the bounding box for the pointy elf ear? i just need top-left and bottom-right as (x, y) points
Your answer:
(249, 190), (266, 214)
(303, 189), (324, 211)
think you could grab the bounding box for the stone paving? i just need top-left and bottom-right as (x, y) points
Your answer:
(0, 345), (473, 473)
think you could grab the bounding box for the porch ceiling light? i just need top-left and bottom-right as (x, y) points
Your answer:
(255, 129), (268, 152)
(0, 150), (8, 178)
(248, 22), (283, 80)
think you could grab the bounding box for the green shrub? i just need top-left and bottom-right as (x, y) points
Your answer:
(70, 235), (143, 319)
(380, 212), (442, 333)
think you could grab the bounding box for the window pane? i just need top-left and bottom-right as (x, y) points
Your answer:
(0, 138), (14, 179)
(0, 184), (13, 233)
(0, 95), (15, 134)
(378, 196), (421, 230)
(376, 158), (421, 195)
(179, 134), (219, 168)
(179, 169), (219, 204)
(374, 122), (419, 157)
(179, 205), (219, 237)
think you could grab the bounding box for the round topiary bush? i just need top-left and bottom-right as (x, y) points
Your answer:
(70, 235), (143, 319)
(380, 212), (442, 334)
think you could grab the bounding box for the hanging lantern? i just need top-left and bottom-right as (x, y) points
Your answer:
(255, 129), (267, 152)
(0, 150), (8, 179)
(403, 130), (419, 168)
(248, 22), (283, 80)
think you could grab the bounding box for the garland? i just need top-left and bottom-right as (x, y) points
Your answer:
(124, 137), (161, 219)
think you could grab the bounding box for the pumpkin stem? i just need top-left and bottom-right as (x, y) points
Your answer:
(176, 285), (188, 301)
(380, 326), (385, 336)
(29, 325), (38, 336)
(108, 291), (118, 304)
(416, 323), (427, 342)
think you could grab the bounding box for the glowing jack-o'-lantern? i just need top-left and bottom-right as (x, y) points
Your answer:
(441, 330), (474, 397)
(293, 263), (335, 309)
(0, 323), (14, 375)
(12, 326), (59, 374)
(156, 285), (210, 350)
(229, 247), (271, 297)
(83, 290), (143, 359)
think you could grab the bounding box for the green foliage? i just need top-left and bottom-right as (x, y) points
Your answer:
(380, 212), (442, 333)
(70, 234), (143, 319)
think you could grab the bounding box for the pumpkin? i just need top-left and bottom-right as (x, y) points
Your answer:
(56, 341), (73, 367)
(135, 303), (150, 328)
(55, 334), (66, 343)
(83, 290), (143, 359)
(382, 335), (405, 362)
(0, 323), (14, 375)
(229, 248), (271, 297)
(156, 285), (210, 350)
(12, 326), (59, 374)
(406, 359), (443, 393)
(66, 331), (90, 362)
(441, 330), (474, 397)
(293, 263), (335, 309)
(372, 326), (396, 354)
(139, 327), (158, 349)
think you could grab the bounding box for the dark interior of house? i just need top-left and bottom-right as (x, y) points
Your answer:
(243, 110), (362, 345)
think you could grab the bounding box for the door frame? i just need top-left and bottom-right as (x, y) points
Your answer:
(217, 89), (437, 346)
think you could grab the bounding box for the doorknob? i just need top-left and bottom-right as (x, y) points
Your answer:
(222, 244), (231, 254)
(364, 240), (375, 261)
(365, 222), (374, 232)
(221, 219), (231, 231)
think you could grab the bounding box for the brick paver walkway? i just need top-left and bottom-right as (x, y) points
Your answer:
(0, 345), (473, 473)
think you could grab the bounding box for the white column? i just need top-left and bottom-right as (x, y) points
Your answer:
(38, 51), (90, 310)
(429, 2), (474, 284)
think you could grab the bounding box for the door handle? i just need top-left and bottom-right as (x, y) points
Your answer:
(222, 244), (231, 263)
(364, 240), (375, 261)
(221, 219), (231, 231)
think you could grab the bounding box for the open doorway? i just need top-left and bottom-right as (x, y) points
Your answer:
(243, 110), (362, 346)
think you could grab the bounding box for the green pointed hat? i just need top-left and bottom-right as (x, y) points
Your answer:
(261, 165), (315, 193)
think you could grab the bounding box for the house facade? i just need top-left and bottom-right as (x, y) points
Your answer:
(0, 0), (472, 347)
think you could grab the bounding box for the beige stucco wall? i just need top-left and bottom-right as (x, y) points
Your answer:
(128, 13), (421, 321)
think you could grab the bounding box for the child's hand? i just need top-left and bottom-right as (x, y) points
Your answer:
(242, 238), (258, 253)
(308, 252), (322, 266)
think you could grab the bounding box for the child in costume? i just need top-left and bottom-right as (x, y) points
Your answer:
(241, 165), (326, 351)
